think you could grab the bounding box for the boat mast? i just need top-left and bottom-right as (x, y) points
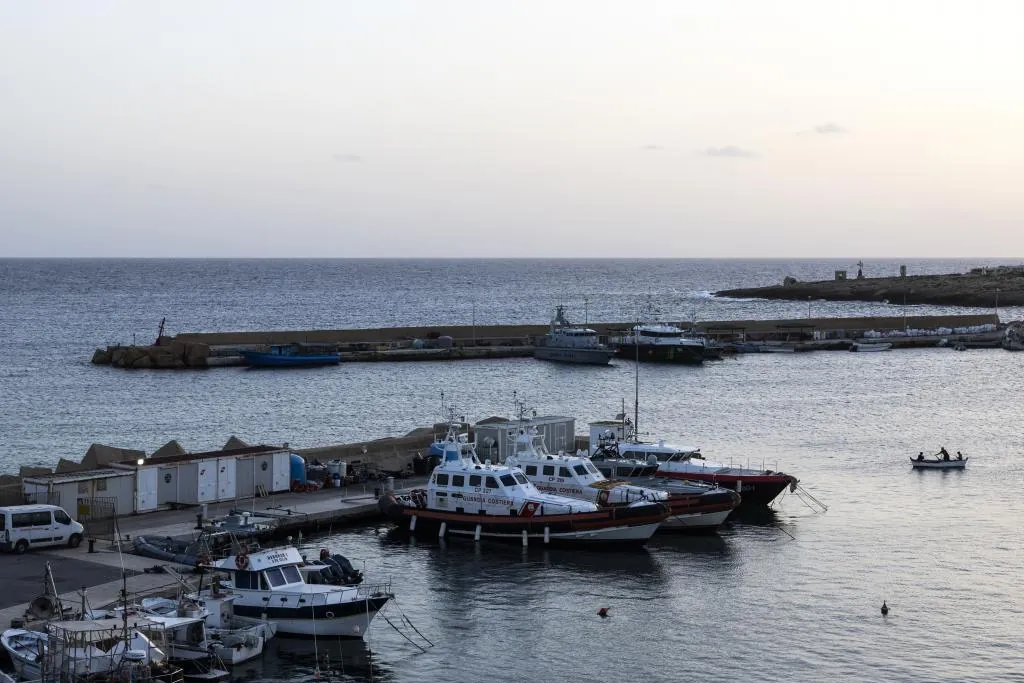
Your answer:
(634, 312), (640, 438)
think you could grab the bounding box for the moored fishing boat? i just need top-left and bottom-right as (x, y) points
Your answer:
(589, 420), (798, 508)
(378, 408), (670, 547)
(240, 344), (341, 368)
(504, 414), (739, 532)
(204, 545), (392, 638)
(612, 324), (705, 364)
(849, 342), (892, 352)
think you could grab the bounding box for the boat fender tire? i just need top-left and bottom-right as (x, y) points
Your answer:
(235, 553), (249, 570)
(597, 489), (610, 506)
(325, 612), (334, 619)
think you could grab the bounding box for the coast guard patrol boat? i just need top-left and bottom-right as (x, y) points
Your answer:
(505, 416), (738, 532)
(378, 408), (669, 547)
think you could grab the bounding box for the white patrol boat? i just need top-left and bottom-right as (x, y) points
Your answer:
(205, 545), (392, 638)
(506, 421), (738, 532)
(378, 409), (669, 548)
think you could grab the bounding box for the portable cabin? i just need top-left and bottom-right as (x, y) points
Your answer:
(21, 469), (137, 517)
(473, 416), (576, 463)
(112, 445), (293, 512)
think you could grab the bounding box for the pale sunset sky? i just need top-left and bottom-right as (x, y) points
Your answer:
(1, 1), (1022, 257)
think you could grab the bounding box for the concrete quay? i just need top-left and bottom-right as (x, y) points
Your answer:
(0, 481), (424, 629)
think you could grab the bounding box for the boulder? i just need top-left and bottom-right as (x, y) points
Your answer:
(223, 436), (250, 450)
(132, 355), (154, 369)
(91, 348), (112, 365)
(55, 458), (88, 473)
(19, 465), (52, 477)
(82, 443), (145, 469)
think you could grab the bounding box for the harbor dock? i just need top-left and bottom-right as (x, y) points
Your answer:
(0, 480), (422, 630)
(90, 313), (1005, 369)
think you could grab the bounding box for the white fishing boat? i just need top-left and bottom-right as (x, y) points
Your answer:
(504, 409), (739, 532)
(204, 545), (393, 638)
(139, 595), (275, 666)
(849, 342), (892, 352)
(1, 628), (48, 680)
(533, 306), (615, 365)
(379, 406), (670, 548)
(910, 450), (968, 469)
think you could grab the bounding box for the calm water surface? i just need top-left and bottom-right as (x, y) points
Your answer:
(1, 259), (1022, 682)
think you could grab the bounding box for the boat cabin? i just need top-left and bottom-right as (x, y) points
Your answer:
(420, 425), (596, 516)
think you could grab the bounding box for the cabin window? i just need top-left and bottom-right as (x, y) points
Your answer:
(452, 475), (465, 487)
(485, 476), (498, 489)
(513, 472), (529, 485)
(282, 566), (302, 584)
(598, 468), (611, 477)
(585, 462), (600, 475)
(235, 571), (257, 589)
(78, 482), (89, 494)
(499, 474), (516, 487)
(559, 467), (571, 477)
(54, 510), (71, 525)
(524, 465), (537, 476)
(469, 475), (481, 487)
(96, 478), (108, 492)
(436, 473), (449, 486)
(542, 465), (554, 476)
(573, 464), (587, 476)
(616, 467), (634, 477)
(0, 516), (5, 531)
(260, 574), (269, 590)
(265, 567), (286, 588)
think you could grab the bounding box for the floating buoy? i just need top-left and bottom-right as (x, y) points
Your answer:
(881, 601), (889, 616)
(597, 607), (610, 618)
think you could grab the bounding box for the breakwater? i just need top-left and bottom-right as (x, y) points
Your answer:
(88, 313), (1005, 368)
(716, 265), (1024, 307)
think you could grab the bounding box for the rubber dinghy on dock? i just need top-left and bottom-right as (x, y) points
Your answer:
(378, 408), (670, 548)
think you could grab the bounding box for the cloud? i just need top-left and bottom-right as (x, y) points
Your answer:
(702, 145), (756, 158)
(642, 144), (666, 151)
(813, 122), (847, 134)
(332, 153), (362, 163)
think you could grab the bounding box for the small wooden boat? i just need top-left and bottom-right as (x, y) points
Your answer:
(911, 454), (967, 469)
(850, 342), (893, 352)
(240, 344), (341, 368)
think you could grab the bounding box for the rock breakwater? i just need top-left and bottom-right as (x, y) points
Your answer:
(716, 267), (1024, 307)
(91, 340), (211, 369)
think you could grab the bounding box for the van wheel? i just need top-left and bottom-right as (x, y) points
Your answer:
(68, 534), (83, 549)
(14, 540), (28, 554)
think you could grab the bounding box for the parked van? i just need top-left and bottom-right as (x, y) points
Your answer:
(0, 505), (85, 553)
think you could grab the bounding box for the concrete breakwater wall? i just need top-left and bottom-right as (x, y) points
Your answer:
(90, 313), (1006, 369)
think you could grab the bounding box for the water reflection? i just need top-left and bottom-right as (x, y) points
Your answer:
(268, 637), (396, 683)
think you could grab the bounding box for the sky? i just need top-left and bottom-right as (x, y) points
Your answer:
(1, 1), (1022, 258)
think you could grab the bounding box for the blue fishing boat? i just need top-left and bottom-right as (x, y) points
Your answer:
(240, 344), (341, 367)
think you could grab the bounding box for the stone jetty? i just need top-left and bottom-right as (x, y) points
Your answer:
(716, 265), (1024, 307)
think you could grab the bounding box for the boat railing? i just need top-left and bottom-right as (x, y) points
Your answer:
(260, 581), (393, 605)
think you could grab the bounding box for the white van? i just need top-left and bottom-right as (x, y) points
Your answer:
(0, 505), (85, 553)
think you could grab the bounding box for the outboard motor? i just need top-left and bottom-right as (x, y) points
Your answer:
(326, 554), (363, 585)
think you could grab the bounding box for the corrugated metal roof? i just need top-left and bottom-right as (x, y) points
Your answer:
(23, 468), (134, 484)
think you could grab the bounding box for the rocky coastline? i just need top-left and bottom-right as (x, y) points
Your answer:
(715, 266), (1024, 307)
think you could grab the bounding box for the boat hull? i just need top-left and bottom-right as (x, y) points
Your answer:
(534, 347), (614, 365)
(614, 343), (704, 364)
(910, 458), (967, 469)
(240, 351), (340, 367)
(379, 494), (666, 547)
(232, 596), (391, 638)
(656, 471), (794, 507)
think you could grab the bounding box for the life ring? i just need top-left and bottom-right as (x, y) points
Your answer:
(597, 489), (610, 506)
(235, 553), (249, 570)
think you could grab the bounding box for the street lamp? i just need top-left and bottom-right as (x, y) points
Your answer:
(995, 288), (1000, 320)
(807, 296), (811, 319)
